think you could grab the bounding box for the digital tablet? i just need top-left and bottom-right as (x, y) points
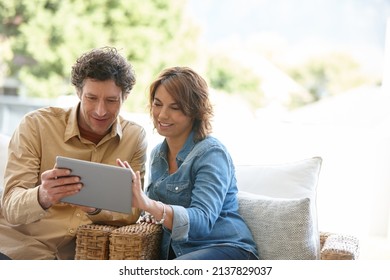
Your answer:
(56, 156), (133, 214)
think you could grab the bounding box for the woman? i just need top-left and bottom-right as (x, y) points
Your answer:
(118, 66), (258, 260)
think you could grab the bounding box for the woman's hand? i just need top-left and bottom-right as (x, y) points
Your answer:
(116, 159), (151, 211)
(116, 159), (171, 229)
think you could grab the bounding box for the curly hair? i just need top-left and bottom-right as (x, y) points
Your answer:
(71, 46), (136, 99)
(149, 66), (213, 141)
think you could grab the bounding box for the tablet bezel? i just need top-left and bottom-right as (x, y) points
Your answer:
(56, 156), (133, 214)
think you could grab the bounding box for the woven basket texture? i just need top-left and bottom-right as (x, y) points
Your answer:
(320, 234), (360, 260)
(75, 224), (118, 260)
(320, 232), (332, 248)
(109, 222), (163, 260)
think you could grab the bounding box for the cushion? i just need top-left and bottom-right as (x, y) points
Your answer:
(238, 191), (317, 259)
(235, 157), (322, 259)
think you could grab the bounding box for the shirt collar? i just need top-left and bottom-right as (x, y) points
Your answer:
(64, 104), (81, 142)
(64, 102), (123, 143)
(177, 131), (196, 162)
(159, 131), (196, 163)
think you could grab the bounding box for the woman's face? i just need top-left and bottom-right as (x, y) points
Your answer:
(151, 85), (193, 142)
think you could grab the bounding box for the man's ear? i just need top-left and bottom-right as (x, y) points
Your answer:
(76, 89), (82, 100)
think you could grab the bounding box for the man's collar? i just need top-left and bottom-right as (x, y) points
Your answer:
(64, 103), (123, 142)
(64, 104), (81, 142)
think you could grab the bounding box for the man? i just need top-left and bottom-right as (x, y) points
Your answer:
(0, 47), (147, 260)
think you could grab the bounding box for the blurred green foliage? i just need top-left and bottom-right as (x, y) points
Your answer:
(0, 0), (201, 112)
(207, 54), (264, 109)
(0, 0), (379, 114)
(285, 52), (378, 103)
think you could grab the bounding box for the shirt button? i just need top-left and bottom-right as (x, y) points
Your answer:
(175, 187), (179, 191)
(76, 213), (81, 217)
(69, 229), (75, 234)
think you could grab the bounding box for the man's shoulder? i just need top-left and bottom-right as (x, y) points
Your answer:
(119, 115), (146, 132)
(26, 106), (72, 119)
(19, 107), (74, 131)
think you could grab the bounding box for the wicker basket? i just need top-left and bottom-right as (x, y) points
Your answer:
(109, 222), (163, 260)
(75, 224), (118, 260)
(321, 234), (360, 260)
(320, 232), (332, 249)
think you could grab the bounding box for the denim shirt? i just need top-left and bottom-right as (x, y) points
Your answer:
(146, 132), (259, 259)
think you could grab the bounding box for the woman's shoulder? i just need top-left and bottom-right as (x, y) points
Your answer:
(193, 135), (229, 155)
(189, 135), (235, 169)
(199, 135), (226, 148)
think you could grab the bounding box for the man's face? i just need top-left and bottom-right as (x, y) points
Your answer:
(78, 79), (125, 140)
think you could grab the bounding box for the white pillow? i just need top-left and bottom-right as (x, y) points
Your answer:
(235, 157), (322, 259)
(238, 191), (317, 259)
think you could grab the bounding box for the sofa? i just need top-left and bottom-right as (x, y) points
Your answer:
(0, 134), (359, 259)
(75, 156), (359, 260)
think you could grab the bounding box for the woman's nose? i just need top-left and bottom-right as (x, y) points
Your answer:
(158, 106), (168, 119)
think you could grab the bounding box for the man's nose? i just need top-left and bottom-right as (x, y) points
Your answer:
(95, 100), (107, 116)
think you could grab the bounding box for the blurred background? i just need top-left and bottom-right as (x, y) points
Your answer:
(1, 0), (390, 259)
